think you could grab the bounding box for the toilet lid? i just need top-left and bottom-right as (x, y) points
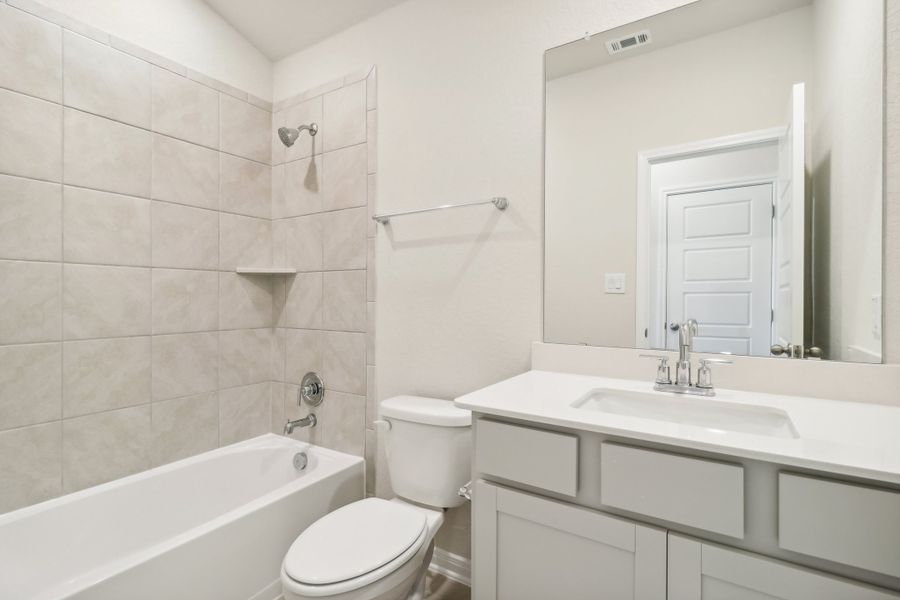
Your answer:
(283, 498), (427, 585)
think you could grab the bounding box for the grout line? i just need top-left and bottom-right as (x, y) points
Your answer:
(58, 20), (65, 496)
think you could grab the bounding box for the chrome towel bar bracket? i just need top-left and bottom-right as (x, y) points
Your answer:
(372, 197), (508, 225)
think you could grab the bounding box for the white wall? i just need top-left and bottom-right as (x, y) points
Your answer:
(811, 0), (884, 362)
(272, 0), (695, 559)
(25, 0), (272, 99)
(544, 7), (813, 348)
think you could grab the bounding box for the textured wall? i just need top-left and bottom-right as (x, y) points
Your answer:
(0, 2), (278, 513)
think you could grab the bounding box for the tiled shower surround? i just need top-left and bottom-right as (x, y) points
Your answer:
(0, 1), (378, 512)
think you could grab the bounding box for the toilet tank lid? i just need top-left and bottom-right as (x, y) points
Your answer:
(380, 396), (471, 427)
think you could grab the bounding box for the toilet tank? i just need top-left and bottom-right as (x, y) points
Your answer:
(379, 396), (471, 509)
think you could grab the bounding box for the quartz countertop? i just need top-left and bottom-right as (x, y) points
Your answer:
(454, 370), (900, 485)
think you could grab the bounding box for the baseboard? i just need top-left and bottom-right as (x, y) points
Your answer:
(429, 547), (471, 587)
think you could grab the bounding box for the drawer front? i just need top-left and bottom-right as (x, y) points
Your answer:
(779, 473), (900, 578)
(475, 419), (578, 496)
(600, 442), (744, 538)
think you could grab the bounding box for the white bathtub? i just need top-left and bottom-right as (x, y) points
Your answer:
(0, 434), (364, 600)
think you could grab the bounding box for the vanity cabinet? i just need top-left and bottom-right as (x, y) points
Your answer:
(472, 481), (666, 600)
(470, 416), (900, 599)
(668, 534), (899, 600)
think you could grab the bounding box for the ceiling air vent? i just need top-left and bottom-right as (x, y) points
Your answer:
(605, 30), (652, 55)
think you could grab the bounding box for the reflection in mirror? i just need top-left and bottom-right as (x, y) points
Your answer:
(544, 0), (884, 362)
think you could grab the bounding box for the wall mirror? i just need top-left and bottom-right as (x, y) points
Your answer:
(543, 0), (884, 362)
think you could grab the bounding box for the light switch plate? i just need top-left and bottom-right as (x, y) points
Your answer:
(605, 273), (626, 294)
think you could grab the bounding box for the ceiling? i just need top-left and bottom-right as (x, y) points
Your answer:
(204, 0), (407, 60)
(546, 0), (812, 81)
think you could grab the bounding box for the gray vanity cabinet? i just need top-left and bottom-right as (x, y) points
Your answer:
(472, 480), (667, 600)
(667, 534), (900, 600)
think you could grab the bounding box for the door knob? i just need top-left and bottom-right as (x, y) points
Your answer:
(770, 344), (824, 359)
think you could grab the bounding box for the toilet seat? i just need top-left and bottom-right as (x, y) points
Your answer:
(283, 498), (428, 595)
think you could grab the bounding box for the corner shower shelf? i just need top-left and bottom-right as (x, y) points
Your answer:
(235, 267), (297, 275)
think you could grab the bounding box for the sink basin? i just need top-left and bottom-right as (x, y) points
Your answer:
(572, 388), (799, 439)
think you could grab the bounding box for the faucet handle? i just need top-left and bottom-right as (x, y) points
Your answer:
(640, 353), (672, 385)
(696, 357), (732, 389)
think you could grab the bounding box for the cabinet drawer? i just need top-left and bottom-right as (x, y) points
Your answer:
(475, 420), (578, 496)
(600, 442), (744, 538)
(779, 473), (900, 578)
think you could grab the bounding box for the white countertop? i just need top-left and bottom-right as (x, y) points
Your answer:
(454, 370), (900, 485)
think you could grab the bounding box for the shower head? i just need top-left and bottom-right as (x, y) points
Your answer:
(278, 123), (318, 147)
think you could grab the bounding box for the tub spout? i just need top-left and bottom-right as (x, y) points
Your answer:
(284, 413), (317, 435)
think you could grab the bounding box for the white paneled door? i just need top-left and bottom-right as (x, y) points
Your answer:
(665, 183), (774, 356)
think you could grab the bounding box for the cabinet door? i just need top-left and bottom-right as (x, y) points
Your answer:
(668, 534), (900, 600)
(472, 481), (665, 600)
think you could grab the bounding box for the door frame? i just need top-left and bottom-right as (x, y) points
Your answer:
(635, 127), (785, 348)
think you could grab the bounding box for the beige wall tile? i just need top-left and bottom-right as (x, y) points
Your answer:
(0, 343), (60, 430)
(367, 174), (377, 237)
(63, 31), (151, 128)
(0, 174), (61, 261)
(220, 154), (271, 218)
(151, 202), (218, 270)
(271, 111), (286, 166)
(219, 328), (273, 388)
(271, 164), (285, 221)
(322, 330), (366, 395)
(220, 94), (270, 164)
(320, 391), (365, 456)
(64, 108), (151, 197)
(218, 272), (274, 330)
(0, 88), (61, 182)
(282, 272), (323, 329)
(367, 301), (376, 365)
(285, 329), (322, 383)
(151, 269), (218, 334)
(150, 392), (218, 466)
(0, 4), (61, 102)
(367, 110), (377, 175)
(272, 328), (286, 382)
(270, 382), (286, 433)
(219, 213), (272, 270)
(62, 336), (150, 418)
(219, 382), (271, 446)
(62, 405), (150, 492)
(63, 187), (151, 266)
(282, 155), (323, 217)
(323, 81), (366, 152)
(0, 422), (61, 513)
(151, 331), (218, 401)
(323, 270), (366, 332)
(284, 96), (324, 162)
(281, 214), (323, 271)
(151, 66), (219, 149)
(366, 365), (377, 426)
(0, 260), (60, 345)
(323, 208), (366, 270)
(151, 135), (219, 210)
(367, 237), (376, 300)
(323, 144), (367, 211)
(63, 264), (150, 340)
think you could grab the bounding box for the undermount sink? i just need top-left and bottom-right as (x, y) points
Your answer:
(572, 388), (799, 439)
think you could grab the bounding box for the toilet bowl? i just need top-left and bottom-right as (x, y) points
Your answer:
(281, 396), (471, 600)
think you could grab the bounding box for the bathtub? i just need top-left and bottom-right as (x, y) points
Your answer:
(0, 434), (364, 600)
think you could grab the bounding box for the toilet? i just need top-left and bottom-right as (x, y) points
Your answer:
(281, 396), (472, 600)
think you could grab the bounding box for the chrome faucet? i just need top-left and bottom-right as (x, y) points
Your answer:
(641, 319), (731, 396)
(676, 319), (698, 386)
(284, 413), (317, 435)
(283, 372), (325, 435)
